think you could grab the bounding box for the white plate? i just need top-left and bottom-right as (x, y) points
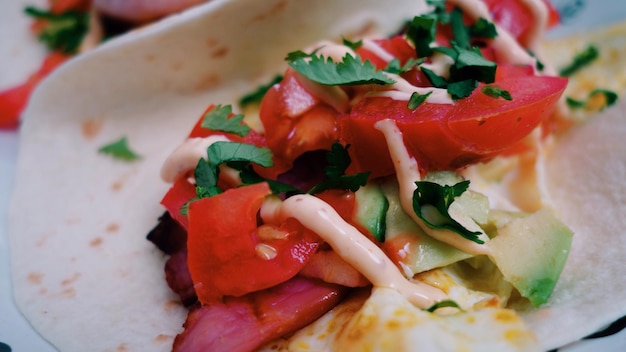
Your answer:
(1, 0), (626, 351)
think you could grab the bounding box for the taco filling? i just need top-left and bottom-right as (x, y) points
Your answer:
(150, 0), (575, 350)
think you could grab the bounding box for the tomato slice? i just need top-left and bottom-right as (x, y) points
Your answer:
(483, 0), (560, 43)
(355, 35), (417, 70)
(187, 182), (321, 303)
(341, 66), (567, 177)
(161, 175), (197, 230)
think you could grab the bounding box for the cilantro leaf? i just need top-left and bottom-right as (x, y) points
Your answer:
(307, 172), (370, 195)
(412, 180), (484, 244)
(469, 18), (497, 39)
(559, 45), (599, 77)
(201, 105), (251, 137)
(207, 142), (273, 168)
(566, 89), (618, 110)
(237, 164), (302, 195)
(194, 159), (221, 198)
(325, 142), (352, 178)
(450, 7), (471, 49)
(421, 67), (449, 88)
(342, 37), (363, 51)
(384, 57), (423, 74)
(426, 299), (462, 313)
(98, 136), (141, 161)
(307, 143), (370, 194)
(481, 85), (513, 100)
(447, 79), (477, 100)
(238, 75), (283, 108)
(285, 50), (315, 61)
(288, 53), (395, 86)
(406, 15), (437, 58)
(24, 6), (89, 54)
(450, 45), (497, 84)
(408, 91), (433, 109)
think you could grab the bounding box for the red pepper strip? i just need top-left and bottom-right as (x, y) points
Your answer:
(172, 276), (348, 352)
(0, 51), (69, 129)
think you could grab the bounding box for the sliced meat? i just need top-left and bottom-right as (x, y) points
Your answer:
(173, 276), (348, 352)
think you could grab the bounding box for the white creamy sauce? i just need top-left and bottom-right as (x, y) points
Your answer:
(361, 38), (396, 63)
(374, 119), (492, 256)
(262, 194), (447, 308)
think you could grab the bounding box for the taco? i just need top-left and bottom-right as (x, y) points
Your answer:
(6, 0), (626, 351)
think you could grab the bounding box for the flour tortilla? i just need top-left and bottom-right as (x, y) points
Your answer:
(7, 0), (626, 351)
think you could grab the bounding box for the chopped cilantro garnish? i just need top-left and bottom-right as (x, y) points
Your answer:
(469, 18), (497, 39)
(288, 53), (395, 86)
(406, 15), (437, 58)
(559, 45), (599, 77)
(408, 91), (433, 109)
(24, 6), (89, 54)
(342, 37), (363, 51)
(447, 79), (478, 100)
(426, 299), (462, 313)
(420, 67), (449, 88)
(98, 136), (141, 161)
(450, 7), (471, 49)
(237, 164), (301, 195)
(201, 104), (250, 137)
(481, 85), (513, 100)
(412, 180), (484, 244)
(566, 89), (618, 110)
(450, 45), (497, 83)
(285, 50), (316, 61)
(238, 75), (283, 108)
(207, 142), (273, 169)
(384, 58), (423, 74)
(307, 143), (370, 194)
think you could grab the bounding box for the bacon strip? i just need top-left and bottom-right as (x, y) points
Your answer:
(173, 276), (348, 352)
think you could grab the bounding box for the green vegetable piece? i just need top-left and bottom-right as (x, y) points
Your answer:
(288, 53), (395, 86)
(237, 164), (301, 195)
(406, 15), (437, 58)
(353, 182), (389, 242)
(451, 46), (497, 84)
(412, 180), (484, 244)
(450, 7), (471, 49)
(384, 58), (423, 75)
(566, 89), (618, 110)
(469, 18), (498, 39)
(98, 136), (141, 161)
(194, 159), (221, 199)
(559, 45), (599, 77)
(238, 75), (283, 108)
(408, 91), (433, 109)
(201, 105), (250, 137)
(487, 209), (573, 307)
(24, 6), (89, 54)
(308, 143), (370, 194)
(421, 67), (449, 88)
(342, 37), (363, 51)
(481, 85), (513, 100)
(448, 79), (478, 100)
(426, 299), (462, 313)
(207, 141), (273, 168)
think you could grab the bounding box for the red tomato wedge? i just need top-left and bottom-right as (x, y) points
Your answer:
(0, 52), (69, 129)
(484, 0), (560, 43)
(186, 182), (321, 303)
(341, 67), (567, 177)
(173, 276), (347, 352)
(161, 175), (197, 230)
